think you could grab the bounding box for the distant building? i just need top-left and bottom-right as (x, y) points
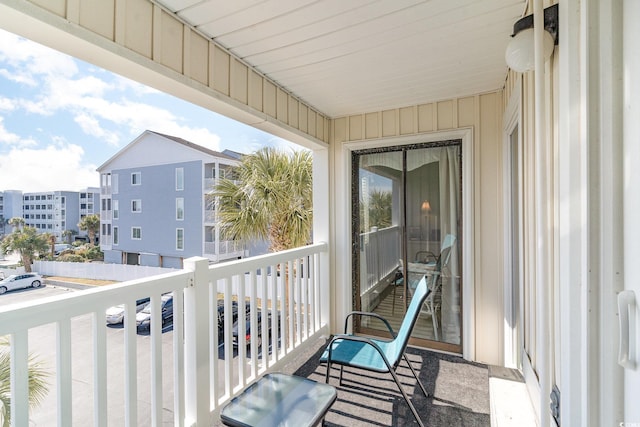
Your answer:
(0, 190), (24, 238)
(22, 189), (100, 242)
(0, 188), (99, 242)
(97, 130), (248, 268)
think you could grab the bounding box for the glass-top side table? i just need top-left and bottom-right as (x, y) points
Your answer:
(220, 373), (337, 427)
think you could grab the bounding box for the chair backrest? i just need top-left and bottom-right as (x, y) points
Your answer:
(435, 234), (457, 272)
(388, 275), (432, 365)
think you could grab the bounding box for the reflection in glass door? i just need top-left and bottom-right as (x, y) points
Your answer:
(353, 142), (462, 353)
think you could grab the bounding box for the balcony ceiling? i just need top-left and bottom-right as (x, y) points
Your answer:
(155, 0), (527, 118)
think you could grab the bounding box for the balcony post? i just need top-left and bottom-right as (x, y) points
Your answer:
(312, 148), (331, 329)
(184, 257), (211, 425)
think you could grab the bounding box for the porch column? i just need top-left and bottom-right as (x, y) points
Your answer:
(312, 147), (331, 329)
(184, 257), (211, 425)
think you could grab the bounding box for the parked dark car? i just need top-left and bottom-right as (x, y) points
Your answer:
(216, 299), (250, 343)
(232, 309), (279, 349)
(136, 293), (173, 332)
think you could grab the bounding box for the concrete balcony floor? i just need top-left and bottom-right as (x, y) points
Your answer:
(212, 334), (534, 427)
(212, 334), (537, 427)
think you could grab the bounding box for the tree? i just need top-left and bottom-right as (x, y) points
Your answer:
(62, 229), (78, 244)
(77, 214), (100, 246)
(7, 217), (24, 232)
(45, 233), (55, 259)
(360, 189), (392, 233)
(0, 226), (49, 272)
(0, 337), (49, 427)
(213, 147), (313, 252)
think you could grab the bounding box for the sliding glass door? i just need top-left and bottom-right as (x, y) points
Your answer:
(353, 141), (462, 352)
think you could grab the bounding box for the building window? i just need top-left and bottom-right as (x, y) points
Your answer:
(113, 200), (119, 219)
(176, 228), (184, 250)
(131, 200), (142, 213)
(113, 226), (118, 245)
(131, 172), (141, 185)
(132, 227), (141, 240)
(176, 198), (184, 220)
(176, 168), (184, 191)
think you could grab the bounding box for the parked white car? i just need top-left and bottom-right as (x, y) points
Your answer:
(0, 273), (43, 294)
(106, 297), (151, 324)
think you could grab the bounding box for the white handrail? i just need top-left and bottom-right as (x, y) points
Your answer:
(0, 242), (329, 426)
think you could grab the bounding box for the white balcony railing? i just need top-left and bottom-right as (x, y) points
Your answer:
(359, 225), (401, 294)
(0, 242), (329, 426)
(204, 240), (243, 257)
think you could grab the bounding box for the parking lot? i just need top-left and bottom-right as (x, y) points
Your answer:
(0, 283), (183, 426)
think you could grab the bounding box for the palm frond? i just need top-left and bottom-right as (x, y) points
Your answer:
(0, 336), (50, 427)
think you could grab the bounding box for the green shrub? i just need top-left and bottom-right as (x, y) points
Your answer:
(57, 253), (85, 263)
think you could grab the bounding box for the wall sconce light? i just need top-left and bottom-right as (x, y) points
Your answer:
(505, 3), (558, 73)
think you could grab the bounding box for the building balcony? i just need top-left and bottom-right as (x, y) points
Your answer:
(0, 243), (329, 426)
(204, 240), (244, 260)
(0, 241), (532, 426)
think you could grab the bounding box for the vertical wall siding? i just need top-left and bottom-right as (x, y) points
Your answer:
(332, 95), (496, 142)
(25, 0), (329, 145)
(332, 92), (505, 365)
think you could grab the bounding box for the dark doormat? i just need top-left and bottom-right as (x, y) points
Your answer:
(291, 340), (490, 427)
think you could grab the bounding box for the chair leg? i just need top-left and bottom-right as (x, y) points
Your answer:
(325, 360), (346, 387)
(392, 283), (396, 315)
(402, 353), (429, 398)
(432, 307), (440, 341)
(389, 365), (425, 427)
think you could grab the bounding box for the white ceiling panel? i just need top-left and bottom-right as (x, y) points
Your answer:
(154, 0), (528, 117)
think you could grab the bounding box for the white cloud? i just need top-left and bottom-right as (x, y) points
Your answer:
(0, 143), (99, 192)
(73, 113), (120, 146)
(0, 29), (78, 83)
(0, 117), (36, 146)
(0, 97), (16, 111)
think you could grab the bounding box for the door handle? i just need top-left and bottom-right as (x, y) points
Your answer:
(618, 290), (636, 370)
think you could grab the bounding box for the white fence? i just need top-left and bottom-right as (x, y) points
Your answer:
(33, 260), (173, 282)
(0, 242), (329, 426)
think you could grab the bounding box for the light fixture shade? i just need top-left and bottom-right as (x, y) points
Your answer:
(505, 28), (554, 73)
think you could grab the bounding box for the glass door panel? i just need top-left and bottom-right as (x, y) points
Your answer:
(354, 142), (462, 352)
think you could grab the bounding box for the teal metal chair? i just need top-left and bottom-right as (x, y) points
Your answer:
(320, 275), (433, 427)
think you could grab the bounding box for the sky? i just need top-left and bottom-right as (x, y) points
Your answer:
(0, 28), (297, 193)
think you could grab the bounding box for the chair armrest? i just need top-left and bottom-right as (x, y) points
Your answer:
(326, 334), (395, 372)
(343, 311), (396, 338)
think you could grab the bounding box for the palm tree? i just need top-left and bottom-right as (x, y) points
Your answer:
(7, 217), (24, 232)
(214, 148), (313, 326)
(362, 189), (392, 232)
(77, 214), (100, 246)
(62, 229), (78, 245)
(214, 147), (313, 252)
(45, 233), (56, 259)
(0, 337), (49, 427)
(0, 226), (49, 272)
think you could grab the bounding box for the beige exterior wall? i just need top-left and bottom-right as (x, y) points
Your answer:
(332, 93), (506, 365)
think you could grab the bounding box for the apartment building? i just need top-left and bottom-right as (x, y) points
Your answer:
(0, 189), (99, 241)
(97, 130), (246, 268)
(22, 188), (100, 242)
(0, 190), (23, 238)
